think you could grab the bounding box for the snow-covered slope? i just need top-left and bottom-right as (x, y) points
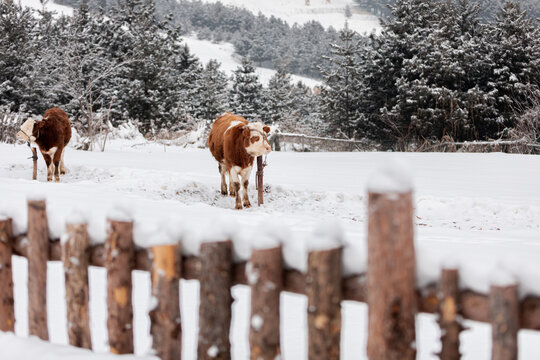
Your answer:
(199, 0), (380, 34)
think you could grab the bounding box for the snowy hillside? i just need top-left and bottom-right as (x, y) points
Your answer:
(198, 0), (380, 34)
(1, 141), (540, 358)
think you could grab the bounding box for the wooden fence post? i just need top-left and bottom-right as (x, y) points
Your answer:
(27, 199), (49, 340)
(32, 147), (38, 181)
(306, 247), (342, 360)
(150, 244), (182, 360)
(257, 156), (264, 206)
(249, 246), (282, 360)
(198, 240), (233, 360)
(367, 190), (416, 360)
(62, 222), (92, 349)
(0, 218), (15, 332)
(106, 219), (134, 354)
(438, 269), (463, 360)
(490, 284), (519, 360)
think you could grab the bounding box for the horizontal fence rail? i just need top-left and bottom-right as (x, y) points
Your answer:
(1, 194), (539, 360)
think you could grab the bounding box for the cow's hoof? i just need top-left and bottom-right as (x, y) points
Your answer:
(243, 202), (251, 208)
(221, 190), (228, 196)
(54, 178), (60, 183)
(60, 170), (66, 175)
(230, 192), (236, 197)
(47, 177), (52, 182)
(235, 204), (243, 210)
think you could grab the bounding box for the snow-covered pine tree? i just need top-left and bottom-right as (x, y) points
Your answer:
(264, 66), (295, 124)
(229, 57), (264, 120)
(195, 60), (229, 122)
(486, 1), (540, 132)
(319, 24), (363, 139)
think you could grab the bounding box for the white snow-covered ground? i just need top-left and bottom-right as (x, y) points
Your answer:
(198, 0), (381, 34)
(1, 139), (540, 359)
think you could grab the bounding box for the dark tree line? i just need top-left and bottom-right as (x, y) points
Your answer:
(321, 0), (540, 148)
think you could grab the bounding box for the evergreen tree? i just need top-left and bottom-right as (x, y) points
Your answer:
(319, 25), (364, 138)
(229, 57), (264, 120)
(264, 66), (295, 123)
(196, 60), (229, 121)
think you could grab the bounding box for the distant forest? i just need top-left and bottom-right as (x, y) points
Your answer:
(354, 0), (540, 19)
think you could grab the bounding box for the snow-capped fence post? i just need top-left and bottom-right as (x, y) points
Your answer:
(257, 156), (264, 206)
(489, 284), (519, 360)
(366, 164), (416, 360)
(306, 247), (343, 360)
(0, 218), (15, 332)
(27, 198), (50, 340)
(62, 222), (92, 349)
(198, 240), (233, 360)
(248, 246), (283, 360)
(105, 219), (135, 354)
(438, 269), (463, 360)
(149, 244), (182, 360)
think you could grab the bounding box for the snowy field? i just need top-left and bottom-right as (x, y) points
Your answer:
(1, 139), (540, 358)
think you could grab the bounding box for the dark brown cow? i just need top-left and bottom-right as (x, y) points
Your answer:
(16, 108), (72, 182)
(208, 112), (271, 209)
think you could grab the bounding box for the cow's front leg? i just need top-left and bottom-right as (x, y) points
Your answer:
(229, 166), (242, 209)
(60, 147), (67, 175)
(219, 162), (228, 195)
(42, 152), (53, 182)
(240, 166), (253, 208)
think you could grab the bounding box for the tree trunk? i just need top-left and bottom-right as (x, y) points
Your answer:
(438, 269), (462, 360)
(490, 284), (519, 360)
(367, 191), (416, 360)
(106, 220), (134, 354)
(27, 199), (49, 340)
(249, 246), (282, 360)
(306, 247), (342, 360)
(198, 240), (232, 360)
(0, 218), (14, 332)
(150, 244), (182, 360)
(62, 223), (92, 349)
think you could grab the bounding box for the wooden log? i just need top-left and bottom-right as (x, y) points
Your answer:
(490, 284), (519, 360)
(249, 246), (282, 360)
(306, 247), (342, 360)
(438, 269), (462, 360)
(198, 240), (233, 360)
(27, 199), (49, 340)
(150, 244), (182, 360)
(106, 220), (134, 354)
(367, 191), (416, 360)
(0, 218), (15, 332)
(62, 223), (92, 349)
(257, 156), (264, 206)
(32, 147), (38, 180)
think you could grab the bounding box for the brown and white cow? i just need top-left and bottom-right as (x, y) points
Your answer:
(16, 107), (72, 182)
(208, 112), (271, 209)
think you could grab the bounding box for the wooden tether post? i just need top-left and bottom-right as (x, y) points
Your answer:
(490, 283), (519, 360)
(27, 199), (49, 340)
(256, 156), (264, 206)
(32, 147), (38, 180)
(0, 218), (15, 332)
(438, 268), (463, 360)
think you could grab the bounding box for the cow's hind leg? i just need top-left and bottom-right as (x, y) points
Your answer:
(229, 167), (242, 209)
(60, 147), (66, 175)
(42, 152), (53, 182)
(52, 146), (63, 182)
(219, 162), (228, 196)
(240, 166), (253, 208)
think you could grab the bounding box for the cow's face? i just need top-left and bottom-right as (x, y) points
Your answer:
(16, 118), (36, 143)
(244, 122), (271, 157)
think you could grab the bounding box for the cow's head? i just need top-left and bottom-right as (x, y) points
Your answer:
(243, 122), (271, 157)
(16, 118), (37, 143)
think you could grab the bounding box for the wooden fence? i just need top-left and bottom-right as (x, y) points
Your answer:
(0, 191), (539, 359)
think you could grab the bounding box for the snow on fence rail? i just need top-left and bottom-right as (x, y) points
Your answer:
(1, 194), (539, 359)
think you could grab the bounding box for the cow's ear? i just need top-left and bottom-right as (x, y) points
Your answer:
(263, 126), (270, 134)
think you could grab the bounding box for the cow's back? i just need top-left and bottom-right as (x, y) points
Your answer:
(36, 108), (72, 150)
(208, 113), (248, 163)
